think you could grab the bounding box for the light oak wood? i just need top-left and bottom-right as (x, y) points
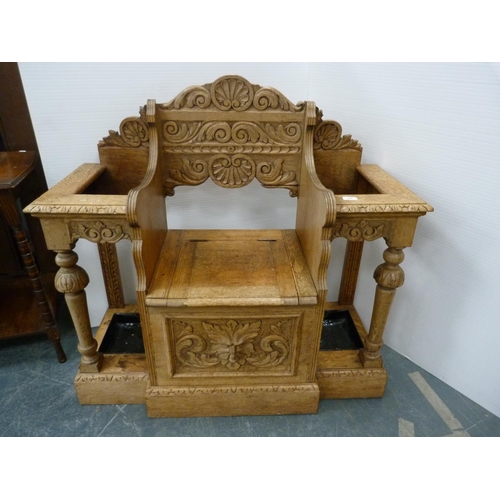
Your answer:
(25, 75), (433, 416)
(54, 250), (102, 372)
(146, 383), (319, 418)
(97, 242), (125, 309)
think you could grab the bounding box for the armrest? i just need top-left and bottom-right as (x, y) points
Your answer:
(296, 104), (336, 298)
(34, 163), (105, 198)
(333, 164), (433, 215)
(126, 100), (167, 294)
(23, 163), (127, 215)
(358, 164), (421, 196)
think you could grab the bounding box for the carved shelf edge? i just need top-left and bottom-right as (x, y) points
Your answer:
(25, 204), (128, 215)
(25, 195), (128, 216)
(335, 193), (433, 215)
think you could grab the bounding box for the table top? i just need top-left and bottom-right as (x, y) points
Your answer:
(0, 151), (36, 189)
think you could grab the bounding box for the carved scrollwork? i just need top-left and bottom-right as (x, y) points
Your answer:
(101, 115), (149, 148)
(254, 87), (304, 112)
(70, 221), (130, 243)
(163, 121), (302, 146)
(175, 319), (291, 371)
(209, 154), (255, 188)
(332, 220), (385, 241)
(165, 156), (299, 195)
(256, 159), (298, 197)
(313, 121), (361, 151)
(161, 75), (304, 112)
(164, 158), (210, 195)
(163, 85), (212, 110)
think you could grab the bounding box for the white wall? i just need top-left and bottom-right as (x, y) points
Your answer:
(19, 62), (500, 417)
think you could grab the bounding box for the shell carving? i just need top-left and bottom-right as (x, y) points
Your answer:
(211, 77), (253, 111)
(314, 120), (361, 150)
(161, 75), (303, 112)
(209, 154), (255, 188)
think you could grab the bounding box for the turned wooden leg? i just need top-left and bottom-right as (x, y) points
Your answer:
(360, 247), (405, 368)
(12, 225), (67, 363)
(54, 250), (102, 372)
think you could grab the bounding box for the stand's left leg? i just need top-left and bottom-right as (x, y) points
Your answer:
(361, 246), (405, 367)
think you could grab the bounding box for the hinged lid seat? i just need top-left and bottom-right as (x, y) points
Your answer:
(146, 229), (317, 307)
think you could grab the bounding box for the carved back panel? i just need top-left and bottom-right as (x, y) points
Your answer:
(96, 75), (364, 197)
(156, 75), (309, 197)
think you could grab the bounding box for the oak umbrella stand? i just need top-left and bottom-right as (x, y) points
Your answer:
(25, 76), (432, 417)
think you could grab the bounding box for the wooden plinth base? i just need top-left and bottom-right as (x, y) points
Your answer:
(74, 303), (387, 412)
(75, 305), (148, 405)
(75, 354), (149, 405)
(317, 363), (387, 399)
(317, 303), (387, 399)
(145, 383), (320, 418)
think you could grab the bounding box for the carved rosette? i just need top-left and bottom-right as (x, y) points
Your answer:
(70, 221), (131, 244)
(313, 121), (361, 151)
(161, 75), (304, 112)
(332, 220), (385, 242)
(174, 318), (294, 372)
(100, 113), (149, 148)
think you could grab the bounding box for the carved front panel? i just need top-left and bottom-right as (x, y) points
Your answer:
(167, 315), (301, 376)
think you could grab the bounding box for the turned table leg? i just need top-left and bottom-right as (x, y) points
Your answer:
(361, 246), (405, 368)
(54, 250), (102, 372)
(12, 225), (67, 363)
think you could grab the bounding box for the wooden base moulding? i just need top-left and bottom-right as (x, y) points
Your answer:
(74, 303), (387, 413)
(145, 383), (320, 418)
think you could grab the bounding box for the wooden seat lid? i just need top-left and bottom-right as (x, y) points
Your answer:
(146, 229), (317, 307)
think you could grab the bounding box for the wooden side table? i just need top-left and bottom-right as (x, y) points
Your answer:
(0, 151), (66, 362)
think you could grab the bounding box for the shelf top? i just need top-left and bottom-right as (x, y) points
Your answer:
(0, 151), (36, 189)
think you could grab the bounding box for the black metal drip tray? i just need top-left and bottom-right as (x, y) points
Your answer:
(320, 310), (364, 351)
(98, 313), (145, 354)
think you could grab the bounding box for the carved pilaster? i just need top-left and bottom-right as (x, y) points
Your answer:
(55, 250), (102, 372)
(360, 247), (405, 367)
(97, 243), (125, 308)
